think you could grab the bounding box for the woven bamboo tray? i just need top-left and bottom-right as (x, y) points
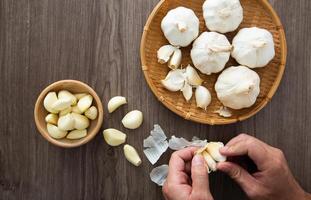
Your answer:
(140, 0), (287, 125)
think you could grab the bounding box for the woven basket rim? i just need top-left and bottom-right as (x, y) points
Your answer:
(140, 0), (287, 125)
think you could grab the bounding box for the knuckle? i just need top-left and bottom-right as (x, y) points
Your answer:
(238, 133), (248, 139)
(190, 193), (213, 200)
(230, 167), (242, 180)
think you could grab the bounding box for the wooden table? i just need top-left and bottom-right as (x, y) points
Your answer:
(0, 0), (310, 199)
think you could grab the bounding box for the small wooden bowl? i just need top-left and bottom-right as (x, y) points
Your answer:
(34, 80), (104, 148)
(140, 0), (287, 125)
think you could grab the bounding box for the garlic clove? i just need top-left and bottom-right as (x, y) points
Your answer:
(202, 151), (217, 173)
(77, 94), (93, 113)
(71, 113), (90, 130)
(103, 128), (127, 146)
(206, 142), (227, 162)
(107, 96), (127, 113)
(59, 106), (72, 116)
(58, 90), (77, 105)
(123, 144), (142, 166)
(43, 92), (59, 113)
(45, 113), (58, 125)
(66, 129), (87, 140)
(184, 65), (203, 86)
(168, 49), (182, 69)
(122, 110), (143, 129)
(157, 45), (177, 64)
(51, 99), (72, 111)
(161, 69), (185, 92)
(181, 82), (193, 102)
(85, 106), (98, 120)
(74, 93), (87, 100)
(195, 86), (211, 110)
(47, 123), (67, 139)
(71, 105), (83, 114)
(57, 113), (75, 131)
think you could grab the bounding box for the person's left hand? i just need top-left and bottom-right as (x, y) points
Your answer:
(162, 147), (214, 200)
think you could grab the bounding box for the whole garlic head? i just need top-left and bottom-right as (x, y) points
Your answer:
(231, 27), (275, 68)
(203, 0), (243, 33)
(215, 66), (260, 109)
(161, 7), (199, 47)
(191, 32), (232, 75)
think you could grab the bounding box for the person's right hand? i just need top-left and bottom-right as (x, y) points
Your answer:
(217, 134), (310, 200)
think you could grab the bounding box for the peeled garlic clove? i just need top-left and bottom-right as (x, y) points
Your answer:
(71, 105), (83, 114)
(74, 93), (87, 100)
(157, 45), (177, 64)
(51, 99), (72, 111)
(202, 151), (217, 172)
(206, 142), (227, 162)
(103, 128), (127, 146)
(57, 113), (75, 131)
(181, 82), (192, 102)
(66, 129), (87, 140)
(71, 113), (90, 130)
(168, 49), (182, 69)
(77, 94), (93, 113)
(195, 86), (211, 110)
(59, 106), (72, 116)
(184, 65), (203, 86)
(43, 92), (58, 113)
(85, 106), (98, 120)
(161, 69), (185, 92)
(47, 123), (67, 139)
(58, 90), (77, 105)
(107, 96), (127, 113)
(45, 113), (58, 125)
(122, 110), (143, 129)
(124, 144), (142, 166)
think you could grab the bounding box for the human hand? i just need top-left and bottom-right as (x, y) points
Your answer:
(162, 147), (214, 200)
(217, 134), (309, 200)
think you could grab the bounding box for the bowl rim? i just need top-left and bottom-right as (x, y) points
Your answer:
(34, 79), (104, 148)
(140, 0), (287, 125)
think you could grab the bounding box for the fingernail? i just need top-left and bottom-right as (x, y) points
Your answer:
(192, 155), (204, 166)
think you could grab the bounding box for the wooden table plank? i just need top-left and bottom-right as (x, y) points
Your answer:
(0, 0), (310, 199)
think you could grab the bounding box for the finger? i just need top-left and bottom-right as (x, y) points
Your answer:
(225, 133), (249, 147)
(185, 161), (192, 174)
(220, 138), (269, 170)
(190, 155), (212, 199)
(217, 162), (257, 193)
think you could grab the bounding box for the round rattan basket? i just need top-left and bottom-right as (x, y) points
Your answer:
(140, 0), (287, 125)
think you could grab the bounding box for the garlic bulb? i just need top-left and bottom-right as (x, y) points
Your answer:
(191, 32), (232, 75)
(161, 7), (199, 47)
(215, 66), (260, 109)
(195, 86), (211, 110)
(184, 65), (203, 86)
(203, 0), (243, 33)
(232, 27), (275, 68)
(161, 69), (185, 92)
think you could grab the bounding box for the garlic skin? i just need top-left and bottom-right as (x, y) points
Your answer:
(184, 65), (203, 86)
(157, 45), (177, 64)
(191, 32), (231, 75)
(168, 49), (182, 69)
(181, 82), (193, 102)
(232, 27), (275, 68)
(161, 7), (199, 47)
(203, 0), (243, 33)
(195, 86), (212, 110)
(43, 92), (58, 113)
(214, 106), (232, 118)
(161, 69), (185, 92)
(124, 144), (142, 166)
(206, 142), (227, 162)
(66, 129), (87, 140)
(71, 113), (90, 130)
(57, 113), (75, 131)
(215, 66), (260, 109)
(103, 128), (127, 146)
(107, 96), (127, 113)
(47, 123), (67, 139)
(122, 110), (143, 129)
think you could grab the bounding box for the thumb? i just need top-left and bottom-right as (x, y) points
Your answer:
(191, 155), (212, 199)
(217, 162), (257, 193)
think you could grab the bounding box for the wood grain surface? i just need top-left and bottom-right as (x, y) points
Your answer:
(0, 0), (310, 199)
